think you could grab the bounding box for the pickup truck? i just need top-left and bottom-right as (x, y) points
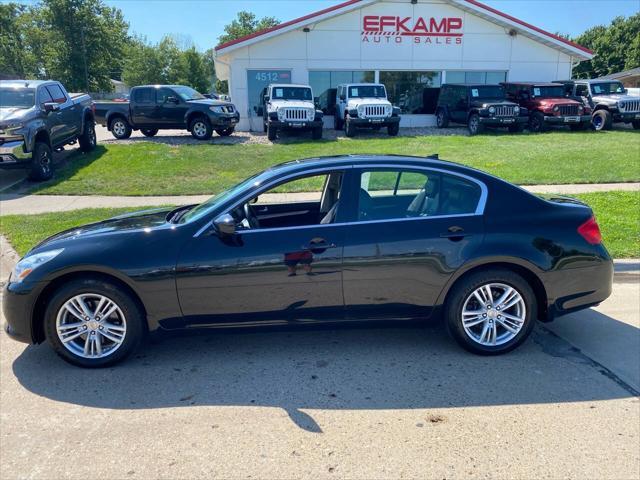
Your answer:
(94, 85), (240, 141)
(256, 84), (323, 141)
(0, 80), (96, 181)
(335, 83), (401, 137)
(556, 79), (640, 131)
(502, 82), (591, 132)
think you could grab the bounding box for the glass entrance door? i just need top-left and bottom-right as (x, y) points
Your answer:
(247, 70), (292, 132)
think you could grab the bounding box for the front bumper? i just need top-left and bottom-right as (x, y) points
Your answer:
(209, 113), (240, 128)
(479, 116), (528, 126)
(544, 258), (614, 321)
(614, 111), (640, 123)
(347, 116), (400, 127)
(2, 280), (43, 344)
(0, 139), (32, 170)
(269, 120), (323, 130)
(544, 114), (592, 124)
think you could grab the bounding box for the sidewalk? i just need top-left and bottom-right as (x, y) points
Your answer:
(1, 183), (638, 216)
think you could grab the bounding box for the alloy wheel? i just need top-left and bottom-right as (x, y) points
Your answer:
(461, 283), (526, 347)
(56, 293), (127, 359)
(193, 121), (207, 138)
(113, 121), (126, 137)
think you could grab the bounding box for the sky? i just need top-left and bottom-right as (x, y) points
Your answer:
(10, 0), (640, 51)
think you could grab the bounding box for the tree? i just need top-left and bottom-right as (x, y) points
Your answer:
(218, 11), (279, 46)
(573, 14), (640, 78)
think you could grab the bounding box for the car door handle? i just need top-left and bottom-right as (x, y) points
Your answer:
(440, 226), (470, 239)
(303, 241), (337, 250)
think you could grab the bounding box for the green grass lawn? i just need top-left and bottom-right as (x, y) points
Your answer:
(1, 191), (637, 258)
(29, 129), (640, 196)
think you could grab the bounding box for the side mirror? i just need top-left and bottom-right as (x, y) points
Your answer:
(214, 213), (236, 236)
(43, 102), (60, 113)
(264, 96), (270, 103)
(166, 96), (179, 104)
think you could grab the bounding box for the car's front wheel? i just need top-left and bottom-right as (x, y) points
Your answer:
(592, 110), (612, 131)
(467, 113), (483, 135)
(28, 142), (54, 181)
(445, 269), (536, 355)
(109, 117), (132, 139)
(78, 121), (97, 152)
(44, 278), (145, 368)
(436, 108), (449, 128)
(141, 128), (158, 137)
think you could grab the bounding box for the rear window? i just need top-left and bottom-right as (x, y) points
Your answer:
(133, 88), (155, 104)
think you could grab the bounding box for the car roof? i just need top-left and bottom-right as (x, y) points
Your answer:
(556, 79), (620, 85)
(339, 83), (384, 87)
(0, 80), (55, 88)
(133, 85), (192, 89)
(442, 83), (503, 88)
(269, 84), (311, 89)
(502, 81), (563, 87)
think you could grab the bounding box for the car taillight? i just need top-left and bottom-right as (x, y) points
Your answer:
(578, 216), (602, 245)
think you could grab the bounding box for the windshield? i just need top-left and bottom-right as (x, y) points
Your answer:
(591, 82), (625, 95)
(349, 85), (386, 98)
(531, 86), (565, 98)
(271, 87), (312, 101)
(0, 87), (35, 109)
(470, 86), (505, 99)
(173, 86), (205, 101)
(179, 173), (264, 224)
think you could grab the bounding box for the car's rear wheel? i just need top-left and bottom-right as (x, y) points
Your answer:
(141, 128), (158, 137)
(467, 113), (483, 135)
(78, 121), (97, 152)
(436, 108), (449, 128)
(44, 278), (145, 368)
(592, 110), (612, 131)
(445, 269), (536, 355)
(190, 117), (213, 140)
(28, 142), (54, 181)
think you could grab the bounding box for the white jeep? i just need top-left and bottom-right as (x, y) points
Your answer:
(258, 84), (324, 141)
(335, 83), (401, 137)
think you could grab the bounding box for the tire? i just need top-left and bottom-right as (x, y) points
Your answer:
(190, 117), (213, 140)
(215, 127), (235, 137)
(109, 117), (132, 140)
(78, 120), (97, 152)
(436, 108), (449, 128)
(44, 278), (145, 368)
(528, 111), (546, 133)
(467, 113), (483, 135)
(508, 123), (523, 133)
(632, 120), (640, 130)
(444, 269), (537, 356)
(28, 142), (54, 181)
(141, 128), (158, 137)
(335, 113), (343, 131)
(267, 123), (277, 141)
(263, 120), (268, 133)
(312, 126), (323, 140)
(592, 110), (612, 131)
(387, 122), (399, 137)
(345, 117), (356, 137)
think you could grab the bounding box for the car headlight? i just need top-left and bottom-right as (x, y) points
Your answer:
(277, 109), (285, 121)
(514, 106), (520, 114)
(307, 108), (315, 121)
(2, 122), (24, 132)
(618, 101), (625, 110)
(578, 105), (584, 113)
(488, 106), (496, 114)
(385, 105), (392, 116)
(209, 106), (225, 113)
(553, 105), (560, 112)
(357, 105), (365, 117)
(11, 249), (64, 283)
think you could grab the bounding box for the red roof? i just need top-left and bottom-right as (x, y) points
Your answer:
(215, 0), (593, 56)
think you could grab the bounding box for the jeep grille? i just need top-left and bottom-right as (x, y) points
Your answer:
(620, 99), (640, 113)
(494, 105), (516, 117)
(283, 108), (310, 121)
(363, 105), (388, 118)
(559, 105), (579, 116)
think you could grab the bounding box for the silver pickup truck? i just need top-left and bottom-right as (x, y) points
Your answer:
(0, 80), (96, 181)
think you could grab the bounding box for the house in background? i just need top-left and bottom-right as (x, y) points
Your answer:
(598, 67), (640, 96)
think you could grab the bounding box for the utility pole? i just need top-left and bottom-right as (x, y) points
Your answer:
(81, 27), (89, 91)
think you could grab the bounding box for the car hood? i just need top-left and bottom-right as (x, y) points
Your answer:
(269, 100), (315, 109)
(470, 99), (516, 108)
(347, 98), (391, 108)
(592, 94), (638, 103)
(0, 106), (35, 125)
(533, 98), (580, 107)
(186, 99), (234, 107)
(31, 208), (174, 253)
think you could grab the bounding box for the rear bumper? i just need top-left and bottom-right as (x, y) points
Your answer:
(544, 114), (592, 124)
(270, 120), (323, 130)
(544, 259), (614, 321)
(479, 116), (527, 126)
(348, 116), (400, 127)
(0, 140), (32, 170)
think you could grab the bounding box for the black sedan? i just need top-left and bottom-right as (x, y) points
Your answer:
(3, 155), (613, 367)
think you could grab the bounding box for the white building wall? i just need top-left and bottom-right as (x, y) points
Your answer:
(218, 0), (580, 131)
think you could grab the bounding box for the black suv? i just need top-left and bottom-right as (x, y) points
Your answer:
(436, 84), (528, 135)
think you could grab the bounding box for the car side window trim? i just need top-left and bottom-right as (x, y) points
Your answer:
(193, 164), (488, 237)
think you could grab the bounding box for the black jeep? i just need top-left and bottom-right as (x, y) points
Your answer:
(436, 84), (528, 135)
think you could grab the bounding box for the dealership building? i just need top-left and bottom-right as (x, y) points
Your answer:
(214, 0), (592, 131)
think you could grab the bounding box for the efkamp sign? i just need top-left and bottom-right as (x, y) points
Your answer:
(362, 15), (464, 45)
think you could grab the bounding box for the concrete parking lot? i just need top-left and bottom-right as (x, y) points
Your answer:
(1, 266), (638, 479)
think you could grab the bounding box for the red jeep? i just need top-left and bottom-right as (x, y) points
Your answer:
(503, 82), (591, 132)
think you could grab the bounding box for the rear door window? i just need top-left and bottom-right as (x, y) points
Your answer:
(46, 84), (67, 104)
(133, 88), (155, 104)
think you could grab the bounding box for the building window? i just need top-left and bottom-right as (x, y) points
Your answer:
(379, 71), (441, 114)
(445, 71), (508, 85)
(309, 71), (375, 115)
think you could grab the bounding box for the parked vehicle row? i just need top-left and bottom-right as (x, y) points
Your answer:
(94, 85), (240, 141)
(0, 80), (97, 181)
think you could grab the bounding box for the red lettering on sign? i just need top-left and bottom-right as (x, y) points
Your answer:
(447, 17), (463, 32)
(429, 18), (447, 33)
(396, 16), (412, 33)
(363, 15), (379, 32)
